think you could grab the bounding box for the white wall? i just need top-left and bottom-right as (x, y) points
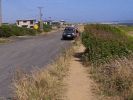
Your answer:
(17, 20), (35, 28)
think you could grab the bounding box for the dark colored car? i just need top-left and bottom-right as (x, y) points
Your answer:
(62, 27), (79, 40)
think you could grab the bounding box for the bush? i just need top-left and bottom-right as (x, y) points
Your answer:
(43, 24), (52, 32)
(0, 25), (12, 37)
(82, 24), (133, 99)
(82, 24), (133, 64)
(0, 25), (39, 38)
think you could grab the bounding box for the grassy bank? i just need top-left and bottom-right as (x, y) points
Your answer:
(13, 47), (75, 100)
(82, 24), (133, 99)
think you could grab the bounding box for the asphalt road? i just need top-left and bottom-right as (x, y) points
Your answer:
(0, 31), (72, 99)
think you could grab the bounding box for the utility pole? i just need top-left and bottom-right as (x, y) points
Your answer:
(0, 0), (2, 26)
(38, 7), (43, 31)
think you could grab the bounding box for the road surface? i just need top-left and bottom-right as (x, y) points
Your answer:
(0, 31), (71, 99)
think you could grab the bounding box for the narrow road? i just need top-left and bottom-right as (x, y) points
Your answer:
(0, 31), (71, 99)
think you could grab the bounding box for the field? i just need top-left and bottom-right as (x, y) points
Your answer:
(82, 24), (133, 99)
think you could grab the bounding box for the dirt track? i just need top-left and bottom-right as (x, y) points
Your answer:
(65, 45), (96, 100)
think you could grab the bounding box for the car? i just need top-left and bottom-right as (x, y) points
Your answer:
(62, 27), (79, 40)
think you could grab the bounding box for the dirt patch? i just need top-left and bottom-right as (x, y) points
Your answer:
(65, 45), (96, 100)
(0, 38), (11, 43)
(128, 31), (133, 36)
(78, 25), (84, 33)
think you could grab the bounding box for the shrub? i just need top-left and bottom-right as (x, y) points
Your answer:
(43, 24), (52, 32)
(82, 24), (133, 64)
(0, 25), (39, 37)
(82, 24), (133, 99)
(0, 25), (12, 37)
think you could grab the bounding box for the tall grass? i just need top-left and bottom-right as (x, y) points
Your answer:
(82, 24), (133, 99)
(13, 47), (74, 100)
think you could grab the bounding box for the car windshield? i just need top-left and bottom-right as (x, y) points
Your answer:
(64, 28), (75, 33)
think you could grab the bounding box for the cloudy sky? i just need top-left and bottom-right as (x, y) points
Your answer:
(2, 0), (133, 23)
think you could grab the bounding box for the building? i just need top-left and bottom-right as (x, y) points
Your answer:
(60, 20), (66, 25)
(51, 21), (61, 29)
(44, 20), (61, 29)
(44, 19), (67, 29)
(44, 20), (53, 25)
(16, 19), (36, 28)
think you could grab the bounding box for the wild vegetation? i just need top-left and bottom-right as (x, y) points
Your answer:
(14, 47), (74, 100)
(37, 21), (53, 32)
(0, 25), (40, 38)
(82, 24), (133, 99)
(43, 24), (52, 32)
(118, 26), (133, 33)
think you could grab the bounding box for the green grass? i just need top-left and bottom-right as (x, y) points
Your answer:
(82, 24), (133, 99)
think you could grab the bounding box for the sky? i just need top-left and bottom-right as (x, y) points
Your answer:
(2, 0), (133, 23)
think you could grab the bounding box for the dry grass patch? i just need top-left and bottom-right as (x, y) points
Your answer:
(0, 38), (11, 43)
(88, 57), (133, 100)
(13, 47), (75, 100)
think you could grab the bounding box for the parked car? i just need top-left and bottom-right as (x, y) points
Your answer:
(62, 27), (80, 40)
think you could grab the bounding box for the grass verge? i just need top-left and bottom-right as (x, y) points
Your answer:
(13, 46), (75, 100)
(82, 24), (133, 100)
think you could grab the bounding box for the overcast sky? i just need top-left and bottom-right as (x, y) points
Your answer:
(2, 0), (133, 23)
